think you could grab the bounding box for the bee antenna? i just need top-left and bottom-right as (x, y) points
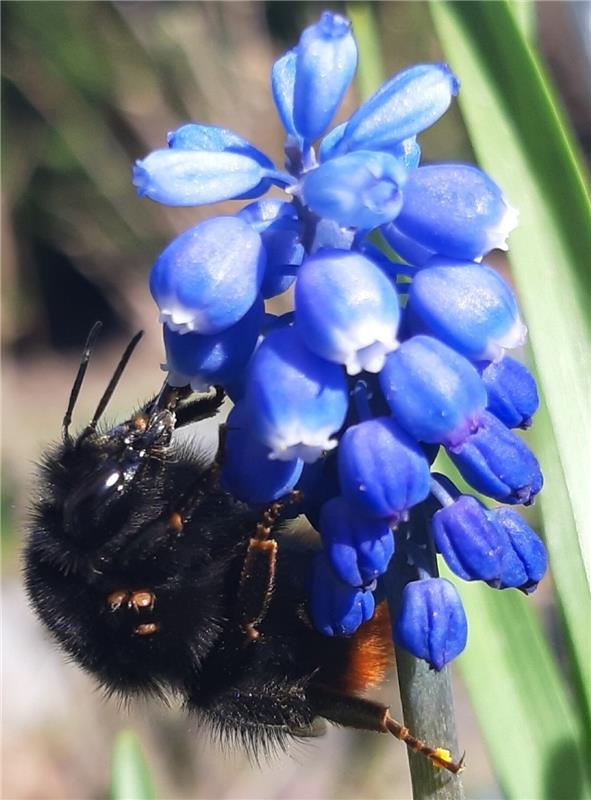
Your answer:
(63, 321), (103, 440)
(82, 330), (144, 437)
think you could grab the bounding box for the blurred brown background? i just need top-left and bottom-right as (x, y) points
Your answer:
(2, 2), (589, 798)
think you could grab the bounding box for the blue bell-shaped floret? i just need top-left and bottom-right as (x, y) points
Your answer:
(300, 150), (407, 230)
(133, 148), (272, 207)
(292, 11), (358, 142)
(319, 496), (394, 586)
(392, 164), (519, 261)
(488, 508), (547, 592)
(150, 216), (265, 335)
(163, 295), (263, 391)
(379, 335), (487, 447)
(237, 199), (303, 299)
(478, 357), (539, 429)
(294, 250), (400, 374)
(447, 410), (543, 505)
(394, 577), (467, 670)
(310, 553), (376, 636)
(407, 262), (527, 362)
(220, 403), (304, 505)
(167, 123), (274, 200)
(244, 326), (349, 462)
(338, 416), (430, 521)
(431, 495), (504, 582)
(332, 64), (459, 156)
(271, 48), (298, 139)
(381, 221), (436, 266)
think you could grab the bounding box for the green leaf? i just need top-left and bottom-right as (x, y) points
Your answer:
(110, 730), (156, 800)
(448, 570), (588, 800)
(431, 0), (591, 740)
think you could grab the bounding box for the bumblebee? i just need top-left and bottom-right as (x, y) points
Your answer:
(24, 323), (462, 773)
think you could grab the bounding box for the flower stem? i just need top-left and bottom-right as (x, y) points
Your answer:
(384, 526), (465, 800)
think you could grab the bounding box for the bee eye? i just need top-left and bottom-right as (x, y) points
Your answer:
(62, 464), (127, 541)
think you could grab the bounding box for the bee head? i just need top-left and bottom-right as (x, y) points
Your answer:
(33, 325), (179, 573)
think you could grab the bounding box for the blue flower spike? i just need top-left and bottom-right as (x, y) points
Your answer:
(319, 496), (395, 586)
(295, 250), (400, 374)
(162, 294), (264, 392)
(390, 164), (519, 261)
(394, 577), (468, 670)
(479, 357), (540, 429)
(245, 326), (349, 463)
(220, 403), (304, 506)
(338, 417), (431, 521)
(135, 10), (544, 670)
(300, 150), (407, 230)
(408, 262), (527, 362)
(311, 552), (376, 636)
(150, 216), (265, 335)
(333, 64), (459, 156)
(293, 11), (358, 143)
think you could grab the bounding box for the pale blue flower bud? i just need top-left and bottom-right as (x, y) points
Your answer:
(244, 326), (349, 463)
(293, 11), (357, 142)
(408, 263), (527, 362)
(149, 216), (265, 334)
(393, 164), (519, 260)
(167, 123), (274, 199)
(271, 48), (298, 138)
(133, 149), (270, 206)
(294, 250), (400, 374)
(338, 64), (459, 154)
(300, 150), (407, 230)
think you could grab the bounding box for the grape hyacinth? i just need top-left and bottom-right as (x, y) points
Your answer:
(134, 10), (546, 672)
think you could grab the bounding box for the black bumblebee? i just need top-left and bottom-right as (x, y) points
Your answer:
(24, 323), (461, 773)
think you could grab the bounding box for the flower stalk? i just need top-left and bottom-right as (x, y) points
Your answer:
(385, 519), (465, 800)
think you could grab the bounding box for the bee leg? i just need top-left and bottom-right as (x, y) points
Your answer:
(307, 684), (465, 776)
(173, 385), (225, 428)
(238, 492), (303, 641)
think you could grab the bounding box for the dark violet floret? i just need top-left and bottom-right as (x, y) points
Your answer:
(319, 496), (394, 586)
(447, 410), (543, 505)
(394, 577), (467, 670)
(479, 357), (539, 429)
(431, 495), (504, 582)
(310, 552), (376, 636)
(338, 416), (430, 521)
